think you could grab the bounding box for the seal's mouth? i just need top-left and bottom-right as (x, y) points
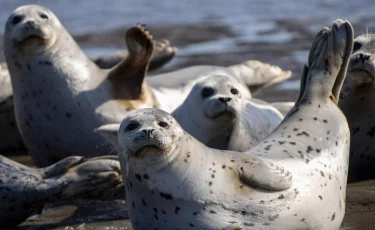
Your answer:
(349, 68), (375, 82)
(17, 34), (48, 46)
(130, 145), (164, 159)
(206, 106), (237, 120)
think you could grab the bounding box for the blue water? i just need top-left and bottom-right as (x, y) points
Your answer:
(1, 0), (375, 90)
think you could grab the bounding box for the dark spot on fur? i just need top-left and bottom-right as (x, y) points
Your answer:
(319, 195), (323, 200)
(160, 192), (173, 200)
(143, 174), (149, 179)
(331, 213), (335, 221)
(174, 206), (180, 214)
(306, 146), (313, 153)
(65, 112), (72, 118)
(135, 174), (142, 182)
(209, 210), (217, 214)
(367, 126), (375, 138)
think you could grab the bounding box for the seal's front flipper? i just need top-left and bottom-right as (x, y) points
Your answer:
(39, 156), (84, 178)
(221, 223), (244, 230)
(94, 124), (120, 146)
(236, 157), (292, 191)
(108, 24), (153, 98)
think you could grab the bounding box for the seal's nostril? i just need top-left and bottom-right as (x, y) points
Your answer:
(219, 97), (232, 103)
(148, 129), (155, 136)
(359, 53), (371, 64)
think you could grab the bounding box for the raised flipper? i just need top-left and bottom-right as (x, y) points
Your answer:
(93, 39), (177, 71)
(94, 123), (120, 146)
(228, 60), (292, 95)
(302, 19), (353, 104)
(235, 157), (292, 191)
(108, 24), (154, 99)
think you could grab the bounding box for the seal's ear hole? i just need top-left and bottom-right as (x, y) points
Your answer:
(158, 121), (168, 128)
(353, 41), (362, 53)
(11, 16), (22, 25)
(40, 13), (49, 20)
(230, 88), (239, 95)
(201, 87), (214, 98)
(125, 122), (139, 132)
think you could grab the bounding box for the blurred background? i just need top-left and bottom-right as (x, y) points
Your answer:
(1, 0), (374, 102)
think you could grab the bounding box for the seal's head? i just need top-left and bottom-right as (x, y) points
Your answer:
(4, 5), (61, 55)
(118, 108), (184, 166)
(187, 74), (251, 124)
(341, 34), (375, 98)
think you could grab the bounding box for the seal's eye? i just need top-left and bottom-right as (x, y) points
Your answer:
(11, 16), (22, 25)
(158, 121), (168, 128)
(125, 122), (139, 132)
(201, 87), (214, 98)
(230, 88), (239, 95)
(353, 41), (362, 53)
(40, 13), (49, 20)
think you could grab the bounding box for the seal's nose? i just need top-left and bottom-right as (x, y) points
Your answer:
(352, 52), (371, 65)
(218, 97), (232, 103)
(359, 53), (371, 64)
(26, 21), (36, 28)
(142, 129), (155, 137)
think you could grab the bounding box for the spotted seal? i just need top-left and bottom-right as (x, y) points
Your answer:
(339, 33), (375, 181)
(115, 19), (352, 229)
(4, 5), (157, 166)
(0, 155), (123, 228)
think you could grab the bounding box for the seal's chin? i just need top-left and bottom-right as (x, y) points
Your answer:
(14, 33), (55, 55)
(205, 106), (237, 120)
(348, 68), (375, 85)
(130, 145), (164, 159)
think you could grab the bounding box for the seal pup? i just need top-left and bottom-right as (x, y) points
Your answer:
(116, 19), (352, 229)
(4, 5), (157, 166)
(0, 155), (123, 228)
(172, 74), (283, 151)
(95, 74), (284, 151)
(339, 34), (375, 181)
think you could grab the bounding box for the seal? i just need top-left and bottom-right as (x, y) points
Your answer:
(115, 19), (352, 229)
(0, 35), (176, 155)
(339, 33), (375, 181)
(172, 74), (283, 151)
(95, 74), (284, 151)
(0, 154), (124, 228)
(4, 5), (156, 166)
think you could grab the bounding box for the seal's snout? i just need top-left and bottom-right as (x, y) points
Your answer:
(218, 97), (232, 103)
(350, 52), (372, 66)
(141, 128), (155, 138)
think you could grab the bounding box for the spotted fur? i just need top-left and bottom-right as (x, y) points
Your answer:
(117, 20), (352, 230)
(4, 5), (156, 166)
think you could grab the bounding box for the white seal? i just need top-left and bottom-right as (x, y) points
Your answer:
(115, 19), (352, 230)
